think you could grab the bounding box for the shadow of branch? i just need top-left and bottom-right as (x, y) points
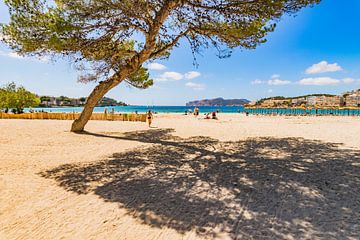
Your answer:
(40, 129), (360, 239)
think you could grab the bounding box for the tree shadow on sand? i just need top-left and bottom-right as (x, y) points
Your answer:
(40, 129), (360, 239)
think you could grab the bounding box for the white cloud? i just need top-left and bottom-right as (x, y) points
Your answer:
(184, 71), (201, 80)
(0, 51), (24, 59)
(147, 62), (166, 71)
(342, 78), (357, 84)
(305, 61), (343, 74)
(154, 70), (202, 82)
(252, 75), (291, 85)
(268, 78), (291, 86)
(185, 82), (205, 90)
(268, 89), (273, 93)
(0, 50), (50, 63)
(251, 79), (263, 85)
(154, 71), (184, 82)
(298, 77), (340, 86)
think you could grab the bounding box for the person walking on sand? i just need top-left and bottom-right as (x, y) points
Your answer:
(146, 110), (153, 127)
(194, 107), (199, 116)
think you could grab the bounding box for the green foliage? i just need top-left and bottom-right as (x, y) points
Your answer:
(40, 96), (51, 102)
(97, 97), (128, 107)
(0, 82), (40, 113)
(0, 0), (319, 94)
(58, 95), (71, 103)
(126, 67), (153, 89)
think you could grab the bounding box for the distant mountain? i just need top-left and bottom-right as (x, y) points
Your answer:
(186, 98), (250, 106)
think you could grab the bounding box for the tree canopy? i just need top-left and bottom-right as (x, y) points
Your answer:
(0, 0), (321, 131)
(1, 0), (320, 83)
(0, 82), (40, 113)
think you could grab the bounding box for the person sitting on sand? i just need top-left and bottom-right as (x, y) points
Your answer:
(146, 110), (153, 127)
(204, 113), (210, 119)
(212, 111), (218, 120)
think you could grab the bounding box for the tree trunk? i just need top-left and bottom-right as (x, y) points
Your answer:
(71, 76), (122, 132)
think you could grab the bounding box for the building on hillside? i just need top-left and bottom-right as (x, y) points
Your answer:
(261, 99), (290, 107)
(344, 94), (360, 107)
(291, 97), (306, 106)
(306, 96), (317, 106)
(41, 97), (57, 107)
(314, 96), (344, 108)
(70, 98), (81, 106)
(348, 89), (360, 95)
(247, 101), (257, 106)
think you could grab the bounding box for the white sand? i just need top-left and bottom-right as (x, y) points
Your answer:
(0, 114), (359, 240)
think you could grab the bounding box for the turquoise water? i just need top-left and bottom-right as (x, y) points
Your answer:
(25, 106), (244, 114)
(24, 106), (360, 115)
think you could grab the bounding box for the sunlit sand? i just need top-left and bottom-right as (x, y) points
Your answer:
(0, 114), (359, 239)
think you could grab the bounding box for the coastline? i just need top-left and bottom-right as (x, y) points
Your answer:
(22, 105), (360, 116)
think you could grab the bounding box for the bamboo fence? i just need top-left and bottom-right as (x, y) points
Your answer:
(0, 112), (147, 122)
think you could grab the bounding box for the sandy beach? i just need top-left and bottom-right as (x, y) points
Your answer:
(0, 114), (359, 240)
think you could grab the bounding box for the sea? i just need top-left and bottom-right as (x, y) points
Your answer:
(24, 106), (360, 115)
(25, 106), (244, 113)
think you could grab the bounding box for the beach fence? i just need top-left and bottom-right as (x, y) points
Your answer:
(244, 107), (360, 116)
(0, 112), (147, 122)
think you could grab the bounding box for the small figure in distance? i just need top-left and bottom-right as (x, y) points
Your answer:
(212, 111), (218, 120)
(194, 107), (199, 116)
(146, 110), (153, 127)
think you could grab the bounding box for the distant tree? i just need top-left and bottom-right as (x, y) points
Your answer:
(1, 0), (320, 131)
(0, 88), (9, 110)
(58, 96), (71, 102)
(0, 82), (40, 113)
(40, 96), (51, 102)
(97, 97), (118, 107)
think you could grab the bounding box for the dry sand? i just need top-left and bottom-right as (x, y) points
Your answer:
(0, 114), (359, 240)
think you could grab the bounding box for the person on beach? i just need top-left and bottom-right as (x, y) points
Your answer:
(212, 111), (218, 120)
(194, 107), (199, 116)
(146, 110), (153, 127)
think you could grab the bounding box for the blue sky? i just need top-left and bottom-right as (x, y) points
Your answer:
(1, 0), (360, 105)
